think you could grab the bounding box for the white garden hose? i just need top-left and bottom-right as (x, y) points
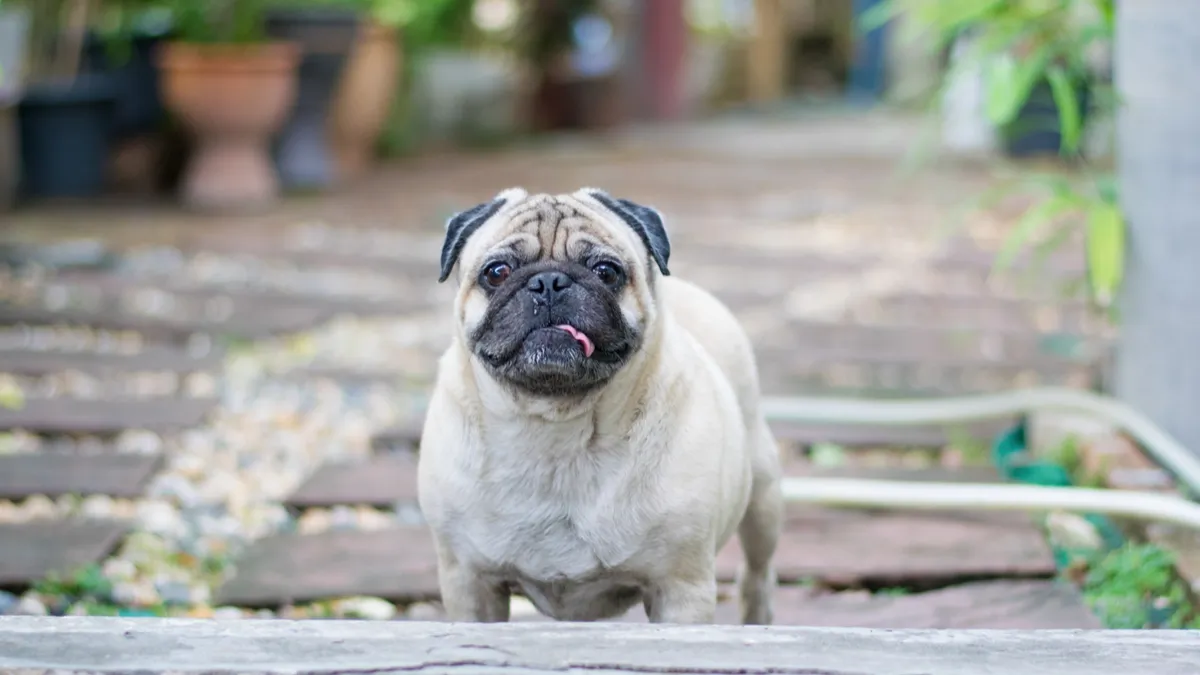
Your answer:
(763, 387), (1200, 532)
(780, 477), (1200, 532)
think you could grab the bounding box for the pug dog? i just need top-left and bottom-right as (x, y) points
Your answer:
(418, 187), (783, 625)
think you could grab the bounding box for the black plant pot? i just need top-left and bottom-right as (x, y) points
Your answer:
(83, 32), (166, 138)
(1000, 78), (1092, 158)
(18, 73), (117, 199)
(265, 7), (361, 190)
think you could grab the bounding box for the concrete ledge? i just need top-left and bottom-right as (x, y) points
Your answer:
(1, 617), (1198, 675)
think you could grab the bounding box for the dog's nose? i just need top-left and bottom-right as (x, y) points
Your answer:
(527, 271), (573, 301)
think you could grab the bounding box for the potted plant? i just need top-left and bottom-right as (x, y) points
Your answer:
(262, 0), (362, 191)
(14, 0), (121, 199)
(155, 0), (300, 211)
(864, 0), (1112, 158)
(326, 0), (405, 181)
(0, 1), (30, 209)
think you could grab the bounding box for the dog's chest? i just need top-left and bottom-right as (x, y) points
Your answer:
(446, 435), (655, 582)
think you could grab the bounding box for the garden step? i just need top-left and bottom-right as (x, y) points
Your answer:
(0, 454), (164, 500)
(0, 521), (130, 588)
(0, 397), (216, 434)
(57, 271), (431, 317)
(770, 321), (1103, 366)
(716, 464), (1054, 587)
(369, 423), (425, 453)
(0, 301), (329, 341)
(0, 345), (222, 375)
(767, 420), (1013, 450)
(715, 505), (1055, 588)
(215, 526), (439, 608)
(507, 579), (1100, 628)
(285, 454), (419, 510)
(789, 464), (1005, 484)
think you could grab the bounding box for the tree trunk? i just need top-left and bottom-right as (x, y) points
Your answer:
(1114, 1), (1200, 457)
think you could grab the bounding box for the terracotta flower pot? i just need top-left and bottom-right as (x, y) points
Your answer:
(328, 21), (401, 181)
(157, 41), (300, 212)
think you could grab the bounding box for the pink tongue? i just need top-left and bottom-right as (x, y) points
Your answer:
(555, 324), (595, 357)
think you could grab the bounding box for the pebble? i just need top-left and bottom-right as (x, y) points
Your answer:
(14, 594), (47, 616)
(80, 494), (114, 519)
(103, 559), (138, 582)
(0, 590), (16, 615)
(156, 580), (194, 606)
(213, 606), (246, 620)
(405, 602), (443, 621)
(338, 596), (397, 621)
(19, 494), (57, 521)
(1045, 511), (1103, 551)
(137, 499), (190, 540)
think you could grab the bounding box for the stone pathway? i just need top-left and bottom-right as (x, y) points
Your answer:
(0, 113), (1112, 626)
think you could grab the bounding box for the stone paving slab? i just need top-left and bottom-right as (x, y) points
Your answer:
(6, 616), (1196, 675)
(0, 345), (222, 375)
(0, 397), (216, 434)
(0, 521), (129, 588)
(769, 419), (1012, 449)
(508, 579), (1099, 628)
(0, 301), (330, 341)
(59, 271), (434, 318)
(0, 454), (164, 500)
(216, 526), (440, 608)
(788, 465), (1005, 484)
(369, 423), (424, 453)
(285, 454), (419, 510)
(715, 506), (1056, 588)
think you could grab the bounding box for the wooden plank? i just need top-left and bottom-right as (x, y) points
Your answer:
(0, 345), (222, 375)
(0, 521), (129, 588)
(179, 235), (436, 278)
(285, 454), (418, 509)
(215, 526), (439, 607)
(768, 419), (1013, 449)
(716, 505), (1056, 588)
(0, 302), (330, 340)
(0, 454), (164, 499)
(868, 292), (1094, 333)
(2, 617), (1196, 675)
(0, 397), (216, 434)
(787, 465), (1006, 485)
(509, 580), (1100, 629)
(719, 462), (1050, 587)
(58, 271), (433, 317)
(771, 321), (1104, 366)
(369, 422), (424, 453)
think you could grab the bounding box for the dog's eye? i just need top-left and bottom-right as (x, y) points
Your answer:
(481, 262), (512, 287)
(592, 262), (623, 287)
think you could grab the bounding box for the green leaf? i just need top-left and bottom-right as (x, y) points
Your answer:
(984, 44), (1051, 128)
(1047, 66), (1083, 154)
(1086, 202), (1125, 308)
(995, 195), (1078, 272)
(857, 0), (903, 34)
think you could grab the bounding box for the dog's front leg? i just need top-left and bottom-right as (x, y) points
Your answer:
(434, 542), (510, 622)
(643, 571), (718, 624)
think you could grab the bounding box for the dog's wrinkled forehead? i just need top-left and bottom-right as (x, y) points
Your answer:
(438, 187), (670, 283)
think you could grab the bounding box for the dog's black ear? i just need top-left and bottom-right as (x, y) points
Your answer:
(585, 189), (671, 276)
(438, 196), (510, 283)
